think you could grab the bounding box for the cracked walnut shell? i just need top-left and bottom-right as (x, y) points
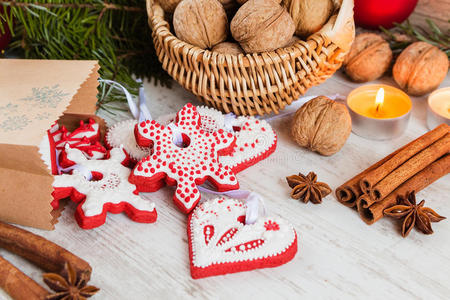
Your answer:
(343, 33), (393, 83)
(173, 0), (228, 49)
(230, 0), (295, 53)
(291, 96), (351, 156)
(393, 42), (449, 96)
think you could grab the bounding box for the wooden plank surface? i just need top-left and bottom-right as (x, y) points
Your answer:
(1, 1), (449, 299)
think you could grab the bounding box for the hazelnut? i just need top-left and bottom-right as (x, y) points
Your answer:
(212, 42), (245, 55)
(173, 0), (228, 49)
(343, 33), (393, 83)
(159, 0), (182, 13)
(393, 42), (449, 96)
(283, 0), (334, 37)
(230, 0), (295, 53)
(291, 96), (351, 156)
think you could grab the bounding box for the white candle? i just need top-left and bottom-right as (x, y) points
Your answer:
(427, 87), (450, 130)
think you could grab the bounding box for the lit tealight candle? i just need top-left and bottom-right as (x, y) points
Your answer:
(427, 87), (450, 130)
(347, 84), (412, 140)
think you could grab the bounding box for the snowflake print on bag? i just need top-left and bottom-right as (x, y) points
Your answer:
(129, 103), (240, 214)
(20, 84), (70, 108)
(0, 102), (18, 116)
(0, 115), (31, 132)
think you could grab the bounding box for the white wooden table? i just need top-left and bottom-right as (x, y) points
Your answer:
(1, 69), (449, 300)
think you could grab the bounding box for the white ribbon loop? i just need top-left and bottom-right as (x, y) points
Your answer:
(197, 185), (266, 224)
(99, 79), (139, 120)
(99, 78), (153, 122)
(167, 123), (184, 147)
(223, 113), (236, 133)
(136, 79), (152, 122)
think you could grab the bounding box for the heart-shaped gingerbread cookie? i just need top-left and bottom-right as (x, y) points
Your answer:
(188, 197), (297, 279)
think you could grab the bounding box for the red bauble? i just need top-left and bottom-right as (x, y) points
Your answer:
(354, 0), (418, 29)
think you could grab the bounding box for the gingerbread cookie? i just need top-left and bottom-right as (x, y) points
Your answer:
(188, 197), (298, 279)
(52, 146), (157, 229)
(195, 106), (277, 172)
(105, 119), (152, 167)
(39, 119), (106, 175)
(129, 103), (239, 214)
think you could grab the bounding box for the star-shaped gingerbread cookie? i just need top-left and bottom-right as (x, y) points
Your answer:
(129, 103), (239, 213)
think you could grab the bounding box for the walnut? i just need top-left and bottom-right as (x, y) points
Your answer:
(393, 42), (449, 96)
(291, 96), (351, 156)
(284, 35), (301, 47)
(237, 0), (280, 4)
(173, 0), (228, 49)
(343, 33), (393, 83)
(212, 42), (245, 55)
(219, 0), (237, 10)
(230, 0), (295, 53)
(159, 0), (182, 13)
(283, 0), (334, 37)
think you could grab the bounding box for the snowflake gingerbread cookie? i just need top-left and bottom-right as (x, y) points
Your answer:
(105, 119), (152, 167)
(188, 197), (298, 279)
(129, 103), (239, 214)
(52, 146), (157, 229)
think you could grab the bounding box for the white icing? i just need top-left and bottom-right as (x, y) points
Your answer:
(190, 197), (297, 268)
(132, 104), (239, 211)
(196, 106), (277, 170)
(53, 147), (155, 217)
(106, 119), (152, 161)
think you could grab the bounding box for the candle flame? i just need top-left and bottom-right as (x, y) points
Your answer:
(375, 88), (385, 113)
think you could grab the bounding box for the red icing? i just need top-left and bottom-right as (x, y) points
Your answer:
(52, 186), (157, 229)
(129, 104), (239, 214)
(204, 225), (214, 245)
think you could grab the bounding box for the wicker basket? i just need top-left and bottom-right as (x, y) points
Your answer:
(147, 0), (355, 116)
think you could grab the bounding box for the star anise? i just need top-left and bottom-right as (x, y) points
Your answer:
(43, 262), (99, 300)
(384, 191), (446, 238)
(286, 172), (332, 204)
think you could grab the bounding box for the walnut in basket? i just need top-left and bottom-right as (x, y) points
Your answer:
(283, 0), (334, 38)
(173, 0), (228, 49)
(212, 42), (245, 55)
(291, 96), (351, 156)
(343, 33), (393, 83)
(230, 0), (295, 53)
(393, 42), (449, 96)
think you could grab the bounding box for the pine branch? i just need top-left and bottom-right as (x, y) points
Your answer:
(381, 19), (450, 58)
(0, 0), (171, 110)
(3, 0), (144, 11)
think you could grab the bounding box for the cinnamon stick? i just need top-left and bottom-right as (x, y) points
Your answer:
(358, 154), (450, 225)
(360, 124), (449, 201)
(0, 256), (49, 300)
(368, 133), (450, 204)
(0, 221), (91, 279)
(335, 140), (412, 207)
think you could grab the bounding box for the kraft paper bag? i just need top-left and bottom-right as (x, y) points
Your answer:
(0, 59), (104, 230)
